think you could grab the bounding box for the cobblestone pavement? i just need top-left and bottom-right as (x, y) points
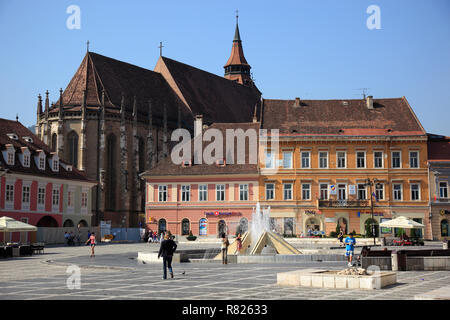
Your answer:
(0, 242), (449, 300)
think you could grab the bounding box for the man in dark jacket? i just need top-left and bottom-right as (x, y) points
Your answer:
(158, 233), (178, 279)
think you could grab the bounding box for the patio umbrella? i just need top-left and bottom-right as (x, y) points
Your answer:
(0, 216), (37, 232)
(379, 216), (424, 229)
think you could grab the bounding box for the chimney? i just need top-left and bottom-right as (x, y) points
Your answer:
(194, 114), (203, 137)
(366, 95), (374, 109)
(294, 97), (301, 108)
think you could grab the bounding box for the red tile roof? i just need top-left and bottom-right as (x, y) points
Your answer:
(0, 118), (96, 182)
(261, 97), (426, 136)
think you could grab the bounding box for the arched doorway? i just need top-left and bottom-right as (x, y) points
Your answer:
(78, 220), (88, 228)
(181, 218), (190, 236)
(236, 217), (248, 236)
(441, 219), (449, 237)
(365, 218), (379, 237)
(199, 218), (208, 236)
(158, 218), (167, 235)
(337, 217), (348, 234)
(63, 219), (74, 227)
(218, 220), (227, 237)
(37, 216), (59, 228)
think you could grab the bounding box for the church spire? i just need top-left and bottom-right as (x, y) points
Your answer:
(224, 11), (252, 86)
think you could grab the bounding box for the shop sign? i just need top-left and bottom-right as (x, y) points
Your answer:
(305, 210), (321, 215)
(357, 211), (384, 217)
(440, 209), (450, 216)
(205, 211), (242, 217)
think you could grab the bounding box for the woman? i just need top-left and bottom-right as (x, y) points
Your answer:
(86, 232), (96, 257)
(221, 233), (229, 264)
(235, 233), (242, 254)
(338, 228), (344, 247)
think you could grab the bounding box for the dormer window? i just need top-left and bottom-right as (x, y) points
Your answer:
(20, 147), (30, 168)
(53, 158), (59, 171)
(4, 145), (15, 166)
(36, 150), (46, 170)
(181, 160), (192, 167)
(7, 151), (14, 165)
(6, 133), (18, 140)
(22, 136), (33, 143)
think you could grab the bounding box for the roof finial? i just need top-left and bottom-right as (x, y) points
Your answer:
(236, 9), (239, 24)
(16, 113), (19, 122)
(158, 41), (164, 57)
(86, 40), (90, 52)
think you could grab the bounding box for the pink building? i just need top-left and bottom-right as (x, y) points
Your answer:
(143, 121), (259, 237)
(0, 118), (96, 243)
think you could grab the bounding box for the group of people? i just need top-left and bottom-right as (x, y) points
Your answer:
(144, 229), (163, 243)
(64, 231), (81, 246)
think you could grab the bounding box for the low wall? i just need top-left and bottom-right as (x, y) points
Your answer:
(36, 227), (100, 244)
(362, 256), (450, 271)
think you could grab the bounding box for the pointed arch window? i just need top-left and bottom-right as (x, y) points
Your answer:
(68, 131), (79, 167)
(106, 134), (117, 210)
(51, 133), (57, 152)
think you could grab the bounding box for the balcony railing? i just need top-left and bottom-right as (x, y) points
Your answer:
(318, 199), (369, 208)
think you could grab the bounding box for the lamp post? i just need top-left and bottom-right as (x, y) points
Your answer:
(365, 178), (381, 246)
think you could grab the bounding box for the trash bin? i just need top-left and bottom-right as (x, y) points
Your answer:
(444, 241), (449, 250)
(12, 247), (20, 257)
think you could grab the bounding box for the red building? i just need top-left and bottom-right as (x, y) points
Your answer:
(0, 118), (96, 243)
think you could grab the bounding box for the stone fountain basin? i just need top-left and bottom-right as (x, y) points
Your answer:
(277, 269), (397, 290)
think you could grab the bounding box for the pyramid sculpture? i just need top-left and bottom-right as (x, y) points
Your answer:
(215, 230), (301, 259)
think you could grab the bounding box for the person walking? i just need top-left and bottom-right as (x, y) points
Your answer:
(235, 233), (242, 254)
(221, 233), (229, 264)
(86, 232), (96, 258)
(158, 233), (178, 279)
(344, 232), (356, 267)
(338, 228), (344, 247)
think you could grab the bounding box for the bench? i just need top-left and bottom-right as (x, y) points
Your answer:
(31, 243), (45, 254)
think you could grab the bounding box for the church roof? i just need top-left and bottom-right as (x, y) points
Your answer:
(53, 52), (190, 122)
(260, 97), (426, 136)
(155, 56), (260, 124)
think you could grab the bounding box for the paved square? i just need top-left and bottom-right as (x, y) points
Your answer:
(1, 243), (449, 300)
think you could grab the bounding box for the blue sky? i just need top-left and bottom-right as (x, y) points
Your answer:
(0, 0), (449, 135)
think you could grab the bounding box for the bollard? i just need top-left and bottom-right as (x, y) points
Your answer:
(391, 251), (398, 271)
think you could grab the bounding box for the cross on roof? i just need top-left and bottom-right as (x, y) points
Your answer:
(236, 10), (239, 23)
(86, 40), (90, 52)
(158, 41), (164, 57)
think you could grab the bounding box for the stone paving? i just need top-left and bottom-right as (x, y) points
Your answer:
(0, 242), (449, 300)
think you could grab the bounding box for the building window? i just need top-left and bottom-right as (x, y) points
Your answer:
(68, 131), (79, 167)
(409, 151), (419, 168)
(283, 184), (293, 200)
(181, 218), (190, 236)
(441, 219), (449, 237)
(239, 184), (249, 201)
(338, 184), (347, 200)
(283, 151), (293, 169)
(375, 183), (384, 200)
(302, 183), (311, 200)
(357, 184), (366, 200)
(319, 151), (328, 168)
(265, 151), (274, 169)
(38, 187), (45, 205)
(356, 151), (366, 168)
(39, 155), (45, 170)
(393, 184), (403, 201)
(216, 184), (225, 201)
(5, 184), (14, 203)
(411, 184), (420, 201)
(319, 183), (328, 200)
(439, 182), (449, 199)
(81, 192), (88, 208)
(392, 151), (401, 168)
(337, 151), (346, 168)
(22, 185), (30, 205)
(52, 158), (59, 171)
(181, 185), (190, 202)
(67, 190), (73, 207)
(374, 151), (383, 168)
(23, 154), (30, 167)
(266, 183), (274, 200)
(7, 151), (14, 165)
(199, 184), (208, 201)
(52, 189), (60, 207)
(158, 185), (168, 202)
(301, 151), (310, 168)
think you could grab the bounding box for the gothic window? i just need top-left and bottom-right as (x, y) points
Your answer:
(68, 131), (79, 167)
(138, 137), (145, 173)
(106, 134), (117, 210)
(51, 133), (57, 152)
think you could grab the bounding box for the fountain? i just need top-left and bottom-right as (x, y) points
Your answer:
(214, 203), (301, 260)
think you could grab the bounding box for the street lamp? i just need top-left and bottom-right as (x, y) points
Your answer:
(365, 178), (381, 246)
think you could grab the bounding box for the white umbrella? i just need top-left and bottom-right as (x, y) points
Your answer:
(379, 216), (424, 229)
(0, 216), (38, 232)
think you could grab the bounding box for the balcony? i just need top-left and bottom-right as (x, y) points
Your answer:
(318, 199), (369, 208)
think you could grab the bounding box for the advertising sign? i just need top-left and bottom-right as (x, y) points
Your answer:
(380, 218), (392, 234)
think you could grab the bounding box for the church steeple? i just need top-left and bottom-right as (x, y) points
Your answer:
(224, 11), (252, 86)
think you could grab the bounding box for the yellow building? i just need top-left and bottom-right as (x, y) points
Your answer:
(258, 96), (431, 239)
